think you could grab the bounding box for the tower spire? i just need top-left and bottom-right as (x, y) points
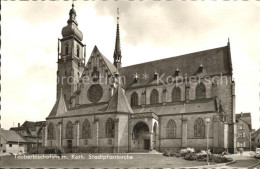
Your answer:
(113, 7), (122, 69)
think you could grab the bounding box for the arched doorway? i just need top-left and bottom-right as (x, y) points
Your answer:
(132, 122), (150, 151)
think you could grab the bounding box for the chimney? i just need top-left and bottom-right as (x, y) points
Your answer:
(18, 123), (20, 127)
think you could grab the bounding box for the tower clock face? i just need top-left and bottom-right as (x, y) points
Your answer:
(87, 84), (103, 103)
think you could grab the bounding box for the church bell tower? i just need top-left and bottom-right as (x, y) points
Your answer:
(57, 4), (86, 103)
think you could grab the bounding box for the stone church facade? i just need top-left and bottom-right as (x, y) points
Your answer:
(43, 5), (237, 153)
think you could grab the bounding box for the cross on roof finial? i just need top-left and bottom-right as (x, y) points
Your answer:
(117, 7), (119, 24)
(72, 0), (74, 8)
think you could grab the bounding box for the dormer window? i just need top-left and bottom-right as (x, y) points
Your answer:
(198, 64), (203, 73)
(175, 68), (180, 76)
(154, 72), (158, 80)
(134, 76), (139, 83)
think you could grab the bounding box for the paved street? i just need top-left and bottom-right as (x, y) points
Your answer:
(0, 153), (216, 168)
(225, 151), (260, 168)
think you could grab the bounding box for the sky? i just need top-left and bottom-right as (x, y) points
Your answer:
(1, 1), (260, 130)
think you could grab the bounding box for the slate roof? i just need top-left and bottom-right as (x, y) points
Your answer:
(1, 129), (27, 143)
(119, 45), (232, 89)
(132, 98), (217, 115)
(106, 85), (134, 113)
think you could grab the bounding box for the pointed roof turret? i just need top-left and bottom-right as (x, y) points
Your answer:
(113, 8), (122, 69)
(47, 89), (67, 118)
(61, 4), (83, 41)
(106, 85), (133, 113)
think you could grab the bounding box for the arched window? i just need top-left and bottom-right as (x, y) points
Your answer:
(106, 118), (115, 138)
(82, 119), (91, 139)
(196, 83), (206, 99)
(166, 120), (176, 138)
(131, 92), (138, 107)
(77, 46), (80, 58)
(150, 89), (159, 104)
(47, 122), (54, 140)
(65, 43), (69, 55)
(194, 118), (205, 138)
(66, 121), (73, 139)
(172, 87), (181, 102)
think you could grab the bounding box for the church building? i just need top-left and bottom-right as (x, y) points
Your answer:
(43, 5), (237, 153)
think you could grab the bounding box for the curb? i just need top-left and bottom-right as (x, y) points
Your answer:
(194, 159), (236, 168)
(248, 159), (260, 169)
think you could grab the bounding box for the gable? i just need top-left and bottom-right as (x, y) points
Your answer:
(84, 46), (118, 78)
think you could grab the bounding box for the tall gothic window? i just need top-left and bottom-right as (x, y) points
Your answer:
(66, 121), (73, 139)
(166, 120), (176, 138)
(131, 92), (138, 107)
(47, 122), (54, 140)
(91, 66), (99, 81)
(106, 118), (115, 138)
(194, 118), (205, 138)
(150, 89), (159, 104)
(172, 87), (181, 102)
(82, 119), (91, 139)
(65, 43), (69, 55)
(196, 83), (206, 99)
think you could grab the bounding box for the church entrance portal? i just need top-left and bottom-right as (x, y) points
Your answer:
(132, 122), (150, 151)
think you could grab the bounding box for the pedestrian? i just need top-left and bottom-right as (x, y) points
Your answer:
(239, 148), (243, 156)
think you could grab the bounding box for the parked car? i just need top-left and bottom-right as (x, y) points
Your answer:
(255, 148), (260, 159)
(256, 148), (260, 154)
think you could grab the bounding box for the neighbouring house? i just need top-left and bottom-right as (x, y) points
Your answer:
(236, 112), (252, 151)
(252, 128), (260, 150)
(10, 121), (45, 153)
(0, 129), (27, 154)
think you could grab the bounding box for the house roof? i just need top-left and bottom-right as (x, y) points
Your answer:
(236, 113), (252, 130)
(236, 113), (251, 118)
(22, 121), (36, 131)
(119, 45), (232, 89)
(252, 128), (260, 138)
(1, 129), (27, 143)
(106, 85), (134, 113)
(35, 121), (46, 126)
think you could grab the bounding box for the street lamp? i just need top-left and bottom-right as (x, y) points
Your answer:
(206, 117), (211, 165)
